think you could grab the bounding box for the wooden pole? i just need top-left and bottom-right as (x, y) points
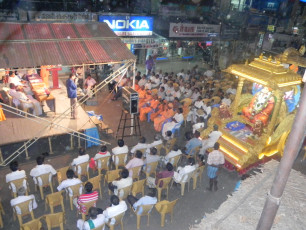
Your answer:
(78, 133), (81, 148)
(48, 137), (53, 154)
(24, 142), (30, 160)
(257, 85), (306, 229)
(70, 134), (74, 150)
(0, 147), (3, 164)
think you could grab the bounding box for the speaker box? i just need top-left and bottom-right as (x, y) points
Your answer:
(122, 87), (139, 114)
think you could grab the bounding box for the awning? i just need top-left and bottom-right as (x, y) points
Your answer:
(0, 22), (136, 68)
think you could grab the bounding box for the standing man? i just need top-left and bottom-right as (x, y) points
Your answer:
(206, 142), (224, 191)
(145, 55), (154, 76)
(66, 73), (78, 119)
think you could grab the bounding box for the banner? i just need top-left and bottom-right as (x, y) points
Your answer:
(28, 11), (94, 21)
(169, 23), (220, 38)
(99, 15), (153, 36)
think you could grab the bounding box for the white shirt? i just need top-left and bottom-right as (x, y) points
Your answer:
(57, 178), (83, 197)
(204, 106), (211, 119)
(193, 122), (205, 133)
(131, 143), (149, 154)
(173, 113), (184, 123)
(77, 214), (106, 230)
(71, 154), (90, 174)
(194, 100), (205, 109)
(10, 195), (37, 215)
(184, 88), (192, 98)
(138, 79), (147, 87)
(112, 145), (129, 165)
(173, 90), (181, 99)
(8, 76), (23, 86)
(30, 164), (56, 186)
(84, 78), (96, 89)
(190, 92), (200, 102)
(6, 170), (27, 192)
(207, 150), (225, 166)
(173, 165), (196, 183)
(206, 131), (222, 147)
(133, 196), (157, 215)
(94, 151), (111, 168)
(103, 201), (127, 225)
(112, 177), (133, 196)
(164, 149), (182, 164)
(226, 88), (236, 95)
(221, 98), (231, 106)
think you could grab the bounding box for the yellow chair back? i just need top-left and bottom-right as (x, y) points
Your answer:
(9, 177), (28, 198)
(44, 212), (65, 230)
(130, 165), (142, 181)
(45, 191), (64, 213)
(114, 154), (127, 169)
(118, 185), (132, 200)
(21, 218), (42, 230)
(105, 169), (122, 184)
(131, 179), (146, 197)
(57, 166), (70, 184)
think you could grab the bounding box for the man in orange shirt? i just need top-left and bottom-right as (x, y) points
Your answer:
(40, 65), (50, 87)
(139, 94), (160, 121)
(154, 103), (175, 132)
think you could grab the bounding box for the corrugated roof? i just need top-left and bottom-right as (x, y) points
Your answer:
(24, 23), (54, 40)
(50, 23), (78, 39)
(0, 42), (32, 67)
(0, 23), (24, 40)
(0, 22), (135, 68)
(59, 41), (92, 64)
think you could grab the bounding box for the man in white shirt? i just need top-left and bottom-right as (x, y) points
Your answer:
(30, 155), (56, 186)
(57, 169), (83, 196)
(84, 74), (97, 98)
(157, 86), (166, 100)
(103, 195), (127, 225)
(77, 207), (106, 230)
(144, 147), (160, 174)
(71, 148), (90, 175)
(177, 69), (185, 79)
(221, 94), (231, 106)
(138, 75), (147, 87)
(10, 187), (37, 215)
(163, 145), (182, 164)
(127, 188), (157, 215)
(165, 83), (175, 102)
(199, 125), (222, 155)
(6, 161), (27, 193)
(151, 74), (160, 88)
(112, 139), (129, 166)
(173, 158), (196, 183)
(192, 116), (205, 134)
(8, 71), (23, 87)
(146, 134), (163, 155)
(162, 108), (184, 138)
(182, 84), (192, 98)
(108, 169), (133, 196)
(207, 142), (225, 191)
(130, 136), (149, 155)
(94, 145), (111, 169)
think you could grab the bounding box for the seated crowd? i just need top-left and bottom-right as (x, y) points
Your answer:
(5, 130), (223, 229)
(4, 66), (229, 229)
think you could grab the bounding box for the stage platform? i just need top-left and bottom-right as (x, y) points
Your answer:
(0, 80), (96, 146)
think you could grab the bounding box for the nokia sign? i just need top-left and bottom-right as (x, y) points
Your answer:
(99, 16), (153, 36)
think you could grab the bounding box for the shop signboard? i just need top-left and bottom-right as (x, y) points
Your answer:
(169, 23), (220, 38)
(99, 16), (153, 36)
(28, 11), (94, 21)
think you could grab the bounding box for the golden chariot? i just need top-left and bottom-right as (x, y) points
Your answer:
(203, 51), (303, 172)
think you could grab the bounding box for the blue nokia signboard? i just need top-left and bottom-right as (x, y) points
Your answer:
(99, 16), (153, 36)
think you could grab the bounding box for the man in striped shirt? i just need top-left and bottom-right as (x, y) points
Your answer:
(74, 182), (99, 214)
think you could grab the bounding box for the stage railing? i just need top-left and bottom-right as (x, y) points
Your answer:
(0, 59), (135, 166)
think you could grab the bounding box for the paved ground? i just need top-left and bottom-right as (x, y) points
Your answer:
(0, 59), (304, 230)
